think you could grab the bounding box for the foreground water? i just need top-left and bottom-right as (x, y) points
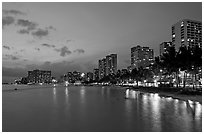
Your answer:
(2, 85), (202, 132)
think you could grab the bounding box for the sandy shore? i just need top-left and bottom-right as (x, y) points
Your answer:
(126, 86), (202, 104)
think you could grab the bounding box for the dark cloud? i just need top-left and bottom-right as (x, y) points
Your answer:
(73, 49), (85, 54)
(2, 16), (15, 27)
(17, 19), (38, 32)
(66, 39), (73, 43)
(3, 9), (25, 15)
(35, 48), (40, 51)
(3, 45), (11, 50)
(3, 54), (19, 60)
(18, 29), (29, 34)
(32, 28), (49, 38)
(41, 43), (55, 48)
(55, 46), (72, 57)
(47, 26), (56, 31)
(20, 49), (25, 52)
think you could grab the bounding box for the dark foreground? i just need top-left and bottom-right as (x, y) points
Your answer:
(2, 85), (202, 132)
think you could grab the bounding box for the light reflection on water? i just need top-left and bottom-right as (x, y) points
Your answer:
(2, 86), (202, 132)
(125, 89), (202, 132)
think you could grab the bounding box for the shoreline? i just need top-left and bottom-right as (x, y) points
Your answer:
(125, 86), (202, 104)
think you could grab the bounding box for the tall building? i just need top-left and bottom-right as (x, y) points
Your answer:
(160, 41), (172, 56)
(28, 69), (51, 83)
(98, 58), (106, 80)
(93, 69), (99, 81)
(131, 45), (154, 69)
(106, 54), (117, 75)
(99, 54), (117, 79)
(98, 60), (102, 79)
(172, 19), (202, 51)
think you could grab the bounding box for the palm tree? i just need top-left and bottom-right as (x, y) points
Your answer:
(160, 46), (179, 87)
(176, 46), (192, 88)
(131, 68), (140, 86)
(191, 45), (202, 89)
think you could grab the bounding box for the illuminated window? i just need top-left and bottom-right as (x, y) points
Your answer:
(172, 34), (175, 38)
(181, 21), (184, 27)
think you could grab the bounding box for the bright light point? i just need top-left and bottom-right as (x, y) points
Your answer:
(81, 73), (85, 77)
(188, 100), (193, 104)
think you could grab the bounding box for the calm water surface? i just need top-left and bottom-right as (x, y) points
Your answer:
(2, 85), (202, 132)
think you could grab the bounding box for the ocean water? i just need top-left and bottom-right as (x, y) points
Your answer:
(2, 85), (202, 132)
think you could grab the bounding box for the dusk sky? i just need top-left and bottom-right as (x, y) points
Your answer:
(2, 2), (202, 83)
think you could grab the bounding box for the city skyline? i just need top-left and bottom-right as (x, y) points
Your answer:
(2, 2), (202, 83)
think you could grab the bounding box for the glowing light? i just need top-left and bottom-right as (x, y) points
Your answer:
(195, 103), (202, 117)
(166, 97), (173, 101)
(53, 87), (56, 95)
(154, 93), (159, 97)
(81, 73), (85, 77)
(65, 81), (69, 86)
(188, 100), (193, 104)
(65, 87), (68, 95)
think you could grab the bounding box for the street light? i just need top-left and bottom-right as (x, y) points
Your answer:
(159, 69), (163, 87)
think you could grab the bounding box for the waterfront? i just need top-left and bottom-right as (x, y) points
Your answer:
(2, 85), (202, 132)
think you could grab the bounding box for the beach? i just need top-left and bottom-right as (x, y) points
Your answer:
(127, 86), (202, 104)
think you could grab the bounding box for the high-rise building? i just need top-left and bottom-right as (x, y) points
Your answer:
(98, 58), (106, 80)
(160, 41), (172, 56)
(99, 54), (117, 79)
(131, 45), (154, 69)
(93, 69), (99, 81)
(172, 19), (202, 51)
(106, 54), (117, 75)
(28, 69), (51, 83)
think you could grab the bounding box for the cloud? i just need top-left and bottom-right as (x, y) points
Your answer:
(2, 16), (15, 27)
(3, 45), (11, 50)
(66, 39), (73, 43)
(73, 49), (85, 54)
(41, 43), (55, 48)
(18, 29), (30, 34)
(3, 54), (19, 60)
(17, 19), (38, 32)
(3, 9), (25, 15)
(35, 48), (40, 51)
(32, 28), (49, 38)
(47, 26), (56, 31)
(20, 49), (25, 52)
(55, 46), (72, 57)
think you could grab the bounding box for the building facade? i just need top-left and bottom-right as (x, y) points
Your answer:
(131, 45), (154, 69)
(28, 69), (51, 83)
(98, 54), (117, 80)
(86, 72), (93, 82)
(172, 19), (202, 51)
(160, 41), (172, 56)
(93, 68), (99, 81)
(106, 54), (117, 75)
